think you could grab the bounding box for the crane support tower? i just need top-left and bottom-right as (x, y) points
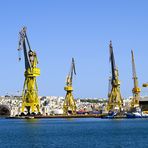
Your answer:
(63, 58), (77, 115)
(17, 27), (40, 115)
(131, 50), (141, 108)
(107, 41), (123, 112)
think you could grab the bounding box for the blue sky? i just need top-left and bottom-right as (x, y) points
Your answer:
(0, 0), (148, 98)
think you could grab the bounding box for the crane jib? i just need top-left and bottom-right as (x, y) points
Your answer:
(18, 27), (32, 69)
(110, 44), (116, 81)
(23, 39), (31, 69)
(69, 58), (76, 82)
(131, 50), (137, 79)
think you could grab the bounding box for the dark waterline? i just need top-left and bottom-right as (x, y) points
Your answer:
(0, 118), (148, 148)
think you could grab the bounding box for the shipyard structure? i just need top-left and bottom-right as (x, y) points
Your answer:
(0, 95), (148, 117)
(0, 27), (148, 118)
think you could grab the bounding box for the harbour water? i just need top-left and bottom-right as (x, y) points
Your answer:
(0, 118), (148, 148)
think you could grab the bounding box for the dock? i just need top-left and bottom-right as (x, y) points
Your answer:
(5, 114), (129, 119)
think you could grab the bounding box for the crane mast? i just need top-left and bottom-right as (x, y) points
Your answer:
(107, 41), (123, 112)
(63, 58), (77, 114)
(18, 27), (40, 115)
(131, 50), (140, 108)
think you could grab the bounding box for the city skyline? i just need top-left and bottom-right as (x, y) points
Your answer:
(0, 1), (148, 98)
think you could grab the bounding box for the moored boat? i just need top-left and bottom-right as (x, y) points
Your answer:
(126, 112), (142, 118)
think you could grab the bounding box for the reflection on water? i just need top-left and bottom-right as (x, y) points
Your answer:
(24, 118), (38, 123)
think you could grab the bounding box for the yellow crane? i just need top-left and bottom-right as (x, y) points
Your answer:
(130, 50), (141, 108)
(63, 58), (77, 115)
(143, 83), (148, 87)
(17, 27), (40, 115)
(107, 41), (123, 112)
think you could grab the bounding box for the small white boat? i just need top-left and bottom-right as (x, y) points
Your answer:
(126, 112), (142, 118)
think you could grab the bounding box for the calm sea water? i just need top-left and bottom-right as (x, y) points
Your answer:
(0, 118), (148, 148)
